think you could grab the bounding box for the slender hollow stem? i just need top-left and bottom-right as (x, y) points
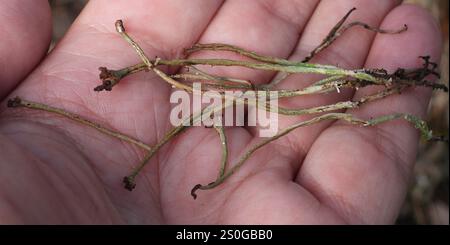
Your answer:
(190, 111), (437, 198)
(190, 123), (229, 200)
(172, 65), (253, 90)
(267, 72), (290, 88)
(123, 124), (187, 190)
(214, 124), (228, 178)
(115, 20), (152, 68)
(124, 96), (236, 190)
(114, 19), (194, 93)
(188, 66), (253, 87)
(172, 74), (252, 91)
(185, 43), (294, 65)
(101, 58), (379, 82)
(271, 86), (402, 116)
(303, 7), (408, 62)
(6, 97), (151, 151)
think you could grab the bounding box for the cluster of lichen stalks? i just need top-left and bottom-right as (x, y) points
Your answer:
(7, 8), (448, 199)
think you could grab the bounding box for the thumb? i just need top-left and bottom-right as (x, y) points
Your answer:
(0, 0), (52, 100)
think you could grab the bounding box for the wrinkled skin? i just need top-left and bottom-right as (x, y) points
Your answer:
(0, 0), (441, 224)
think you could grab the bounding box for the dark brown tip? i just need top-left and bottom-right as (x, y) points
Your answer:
(94, 80), (113, 92)
(123, 176), (136, 191)
(191, 184), (202, 200)
(7, 97), (22, 108)
(115, 19), (125, 33)
(98, 67), (109, 79)
(95, 67), (121, 92)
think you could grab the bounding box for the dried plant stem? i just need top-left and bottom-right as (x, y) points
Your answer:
(171, 75), (252, 91)
(6, 97), (151, 151)
(190, 112), (436, 198)
(272, 86), (402, 115)
(303, 7), (408, 62)
(188, 66), (253, 87)
(123, 123), (187, 190)
(185, 43), (293, 65)
(114, 20), (193, 93)
(214, 124), (228, 178)
(171, 65), (253, 91)
(190, 123), (229, 199)
(102, 58), (379, 83)
(115, 20), (152, 68)
(124, 99), (235, 190)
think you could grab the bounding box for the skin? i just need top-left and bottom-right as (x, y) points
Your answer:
(0, 0), (442, 224)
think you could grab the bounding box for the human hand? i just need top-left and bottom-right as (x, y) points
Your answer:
(0, 0), (441, 224)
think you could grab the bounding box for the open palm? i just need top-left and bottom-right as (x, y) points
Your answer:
(0, 0), (441, 224)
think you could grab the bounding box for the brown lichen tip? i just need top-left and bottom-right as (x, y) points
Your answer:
(94, 67), (120, 92)
(418, 55), (440, 78)
(7, 96), (22, 108)
(366, 55), (447, 91)
(190, 184), (202, 200)
(123, 176), (136, 191)
(115, 19), (125, 33)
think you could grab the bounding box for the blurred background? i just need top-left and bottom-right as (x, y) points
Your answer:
(48, 0), (449, 224)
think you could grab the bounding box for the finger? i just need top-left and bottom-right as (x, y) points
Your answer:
(0, 0), (51, 99)
(269, 0), (401, 157)
(187, 0), (319, 85)
(297, 4), (442, 224)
